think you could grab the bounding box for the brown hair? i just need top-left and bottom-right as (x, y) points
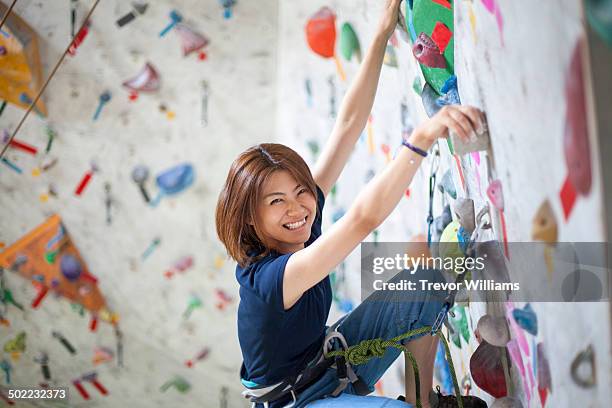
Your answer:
(215, 143), (317, 268)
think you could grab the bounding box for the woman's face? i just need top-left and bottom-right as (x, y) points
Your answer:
(256, 170), (317, 254)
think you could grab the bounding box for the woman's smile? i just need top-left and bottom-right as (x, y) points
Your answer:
(283, 216), (308, 231)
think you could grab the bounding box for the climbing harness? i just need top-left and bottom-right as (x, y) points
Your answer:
(242, 206), (492, 408)
(241, 320), (370, 407)
(242, 312), (462, 408)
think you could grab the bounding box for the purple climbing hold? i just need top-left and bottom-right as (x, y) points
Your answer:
(537, 342), (552, 391)
(412, 33), (446, 69)
(60, 254), (83, 282)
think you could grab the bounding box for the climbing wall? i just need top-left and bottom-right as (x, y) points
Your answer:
(0, 0), (277, 406)
(278, 0), (610, 406)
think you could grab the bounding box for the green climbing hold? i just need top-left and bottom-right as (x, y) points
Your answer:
(330, 184), (337, 203)
(307, 139), (320, 160)
(412, 0), (455, 95)
(45, 251), (58, 264)
(449, 305), (470, 347)
(586, 0), (612, 46)
(340, 22), (361, 62)
(3, 331), (26, 353)
(413, 76), (423, 95)
(1, 289), (24, 311)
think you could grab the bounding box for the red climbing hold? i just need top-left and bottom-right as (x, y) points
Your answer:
(560, 174), (577, 220)
(431, 22), (453, 53)
(431, 0), (452, 9)
(470, 340), (509, 398)
(412, 33), (446, 68)
(305, 7), (337, 59)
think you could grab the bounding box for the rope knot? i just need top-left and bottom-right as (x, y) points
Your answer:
(345, 338), (387, 365)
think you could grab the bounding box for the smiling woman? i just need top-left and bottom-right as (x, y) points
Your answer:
(215, 143), (319, 268)
(213, 1), (485, 406)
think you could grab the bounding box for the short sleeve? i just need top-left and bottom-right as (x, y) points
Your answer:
(239, 253), (292, 312)
(305, 185), (326, 246)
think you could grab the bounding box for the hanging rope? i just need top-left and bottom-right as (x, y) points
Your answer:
(0, 0), (18, 31)
(0, 0), (102, 160)
(325, 325), (464, 408)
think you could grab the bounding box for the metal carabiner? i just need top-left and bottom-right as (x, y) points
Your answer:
(464, 203), (493, 257)
(431, 302), (451, 335)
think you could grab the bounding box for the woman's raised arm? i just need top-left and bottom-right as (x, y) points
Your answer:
(284, 105), (484, 310)
(313, 0), (402, 196)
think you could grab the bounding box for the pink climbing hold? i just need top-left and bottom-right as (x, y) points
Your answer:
(471, 151), (481, 165)
(487, 179), (504, 210)
(175, 24), (209, 57)
(122, 62), (161, 93)
(481, 0), (504, 44)
(412, 33), (446, 68)
(482, 0), (496, 13)
(564, 39), (592, 196)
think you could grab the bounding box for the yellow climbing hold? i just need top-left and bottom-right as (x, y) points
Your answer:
(468, 3), (477, 43)
(214, 254), (225, 270)
(439, 221), (465, 274)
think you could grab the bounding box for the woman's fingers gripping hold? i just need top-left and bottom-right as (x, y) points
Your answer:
(447, 106), (477, 142)
(456, 105), (486, 135)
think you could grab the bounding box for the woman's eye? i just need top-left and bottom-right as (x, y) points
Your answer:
(271, 199), (282, 205)
(298, 189), (307, 195)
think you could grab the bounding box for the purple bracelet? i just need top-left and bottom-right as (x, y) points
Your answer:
(401, 140), (428, 157)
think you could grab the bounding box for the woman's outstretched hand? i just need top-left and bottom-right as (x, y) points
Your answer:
(377, 0), (403, 39)
(411, 105), (486, 149)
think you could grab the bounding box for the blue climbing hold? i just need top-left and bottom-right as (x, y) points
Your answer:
(434, 340), (454, 395)
(437, 75), (461, 107)
(339, 299), (354, 313)
(332, 208), (346, 223)
(457, 226), (471, 254)
(512, 303), (538, 336)
(156, 163), (195, 195)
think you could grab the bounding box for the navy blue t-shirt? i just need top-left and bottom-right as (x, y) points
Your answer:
(236, 185), (332, 390)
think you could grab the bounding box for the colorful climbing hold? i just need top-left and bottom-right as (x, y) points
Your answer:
(412, 33), (446, 68)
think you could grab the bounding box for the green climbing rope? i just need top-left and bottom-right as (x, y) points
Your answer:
(324, 325), (463, 408)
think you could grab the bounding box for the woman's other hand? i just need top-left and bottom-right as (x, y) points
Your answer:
(411, 105), (485, 149)
(377, 0), (402, 39)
